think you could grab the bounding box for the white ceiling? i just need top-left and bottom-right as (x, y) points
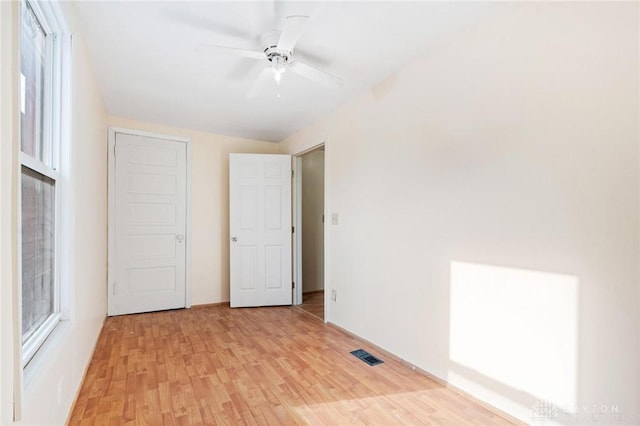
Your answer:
(73, 1), (490, 142)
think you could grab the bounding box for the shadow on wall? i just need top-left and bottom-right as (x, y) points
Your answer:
(446, 261), (622, 425)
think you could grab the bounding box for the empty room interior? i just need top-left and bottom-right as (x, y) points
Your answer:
(1, 1), (639, 425)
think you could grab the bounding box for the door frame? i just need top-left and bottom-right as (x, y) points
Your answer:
(107, 127), (193, 315)
(292, 143), (326, 316)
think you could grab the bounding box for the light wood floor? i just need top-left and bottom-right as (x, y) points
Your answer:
(298, 291), (324, 320)
(68, 305), (515, 425)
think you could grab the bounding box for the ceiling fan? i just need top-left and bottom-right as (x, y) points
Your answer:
(197, 15), (343, 96)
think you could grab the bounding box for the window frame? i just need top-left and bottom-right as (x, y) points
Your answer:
(18, 0), (68, 368)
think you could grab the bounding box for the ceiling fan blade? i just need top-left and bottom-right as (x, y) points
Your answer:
(197, 44), (265, 60)
(277, 16), (310, 52)
(290, 61), (343, 89)
(247, 67), (275, 98)
(294, 48), (332, 68)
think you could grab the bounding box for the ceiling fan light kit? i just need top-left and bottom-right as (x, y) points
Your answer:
(198, 15), (343, 96)
(262, 43), (290, 86)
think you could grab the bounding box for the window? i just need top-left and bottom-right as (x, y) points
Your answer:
(19, 0), (65, 366)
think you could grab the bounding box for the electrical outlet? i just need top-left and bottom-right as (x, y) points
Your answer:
(331, 289), (337, 301)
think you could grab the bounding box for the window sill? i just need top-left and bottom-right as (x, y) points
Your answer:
(22, 318), (71, 389)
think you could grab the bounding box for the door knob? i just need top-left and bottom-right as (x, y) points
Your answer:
(176, 234), (185, 243)
(231, 237), (238, 242)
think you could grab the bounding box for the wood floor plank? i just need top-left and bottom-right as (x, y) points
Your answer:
(68, 305), (517, 425)
(298, 291), (324, 320)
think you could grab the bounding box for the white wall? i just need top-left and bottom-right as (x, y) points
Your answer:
(280, 3), (639, 424)
(301, 149), (325, 293)
(107, 116), (279, 305)
(1, 2), (110, 424)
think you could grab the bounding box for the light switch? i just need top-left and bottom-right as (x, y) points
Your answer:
(331, 213), (339, 225)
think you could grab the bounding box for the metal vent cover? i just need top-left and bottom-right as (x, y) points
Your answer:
(350, 349), (384, 366)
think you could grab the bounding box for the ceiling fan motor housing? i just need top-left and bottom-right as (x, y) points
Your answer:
(265, 48), (290, 64)
(260, 30), (292, 64)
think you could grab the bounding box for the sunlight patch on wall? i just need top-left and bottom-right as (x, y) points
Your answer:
(449, 261), (578, 409)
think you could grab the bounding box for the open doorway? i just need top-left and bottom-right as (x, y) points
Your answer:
(293, 145), (325, 320)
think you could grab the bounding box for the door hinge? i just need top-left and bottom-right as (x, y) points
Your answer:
(113, 143), (116, 157)
(292, 226), (295, 233)
(292, 282), (295, 289)
(292, 170), (295, 178)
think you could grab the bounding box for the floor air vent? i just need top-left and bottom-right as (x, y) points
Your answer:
(350, 349), (384, 366)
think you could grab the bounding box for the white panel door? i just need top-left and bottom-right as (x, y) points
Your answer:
(110, 132), (187, 316)
(229, 154), (292, 308)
